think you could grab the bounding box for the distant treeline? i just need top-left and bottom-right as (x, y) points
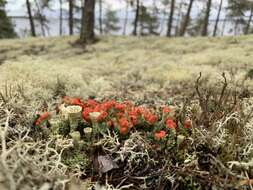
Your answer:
(1, 0), (253, 41)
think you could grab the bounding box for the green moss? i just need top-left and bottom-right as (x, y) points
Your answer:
(177, 176), (202, 190)
(58, 120), (71, 137)
(246, 69), (253, 79)
(63, 151), (90, 171)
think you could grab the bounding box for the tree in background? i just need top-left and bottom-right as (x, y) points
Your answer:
(213, 0), (223, 36)
(34, 0), (51, 36)
(167, 0), (175, 37)
(227, 0), (250, 35)
(0, 0), (16, 38)
(160, 0), (169, 35)
(68, 0), (74, 35)
(123, 0), (130, 35)
(59, 0), (63, 35)
(201, 0), (212, 36)
(227, 0), (242, 35)
(80, 0), (95, 44)
(103, 8), (120, 34)
(138, 3), (159, 36)
(151, 0), (160, 35)
(239, 0), (253, 35)
(245, 6), (253, 35)
(132, 0), (140, 36)
(174, 0), (184, 36)
(188, 9), (205, 36)
(26, 0), (36, 37)
(5, 0), (253, 38)
(98, 0), (103, 34)
(179, 0), (194, 36)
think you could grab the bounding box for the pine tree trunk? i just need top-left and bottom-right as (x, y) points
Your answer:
(175, 0), (183, 36)
(179, 0), (194, 36)
(59, 0), (63, 36)
(245, 8), (253, 35)
(201, 0), (212, 36)
(123, 0), (129, 35)
(99, 0), (103, 35)
(133, 0), (140, 36)
(69, 0), (74, 35)
(26, 0), (36, 37)
(213, 0), (223, 37)
(34, 0), (46, 36)
(80, 0), (95, 44)
(167, 0), (175, 37)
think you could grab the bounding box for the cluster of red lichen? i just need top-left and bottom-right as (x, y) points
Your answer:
(35, 96), (192, 139)
(35, 112), (50, 126)
(64, 97), (191, 138)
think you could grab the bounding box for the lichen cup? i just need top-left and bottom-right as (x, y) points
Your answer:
(66, 105), (82, 132)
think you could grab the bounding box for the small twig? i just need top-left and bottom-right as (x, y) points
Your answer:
(157, 160), (169, 189)
(195, 72), (203, 101)
(219, 72), (228, 106)
(195, 72), (210, 127)
(0, 92), (6, 104)
(208, 154), (246, 179)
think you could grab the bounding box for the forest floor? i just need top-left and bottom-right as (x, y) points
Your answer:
(0, 35), (253, 189)
(0, 35), (253, 99)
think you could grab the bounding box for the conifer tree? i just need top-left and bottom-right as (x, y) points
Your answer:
(139, 4), (159, 35)
(104, 9), (120, 34)
(0, 0), (16, 38)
